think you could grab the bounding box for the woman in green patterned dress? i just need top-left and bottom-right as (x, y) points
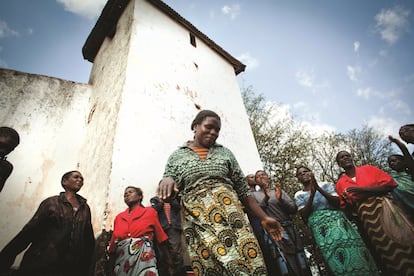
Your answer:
(158, 110), (283, 276)
(294, 166), (379, 276)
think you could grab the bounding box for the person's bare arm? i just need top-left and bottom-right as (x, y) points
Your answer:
(389, 135), (414, 179)
(242, 195), (283, 241)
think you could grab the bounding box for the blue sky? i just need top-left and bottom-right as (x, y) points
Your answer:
(1, 0), (413, 139)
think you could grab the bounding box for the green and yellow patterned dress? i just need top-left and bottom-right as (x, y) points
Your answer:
(163, 143), (267, 276)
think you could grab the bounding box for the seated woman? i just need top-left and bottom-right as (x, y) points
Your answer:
(108, 186), (172, 276)
(294, 166), (378, 275)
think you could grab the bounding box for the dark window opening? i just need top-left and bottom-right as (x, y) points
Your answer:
(190, 33), (196, 47)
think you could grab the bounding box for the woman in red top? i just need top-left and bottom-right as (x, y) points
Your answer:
(335, 150), (414, 275)
(108, 186), (171, 276)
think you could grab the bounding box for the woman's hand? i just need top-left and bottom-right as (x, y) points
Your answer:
(261, 216), (283, 241)
(274, 183), (282, 200)
(264, 186), (271, 198)
(346, 185), (394, 196)
(345, 186), (364, 193)
(157, 177), (179, 202)
(309, 173), (318, 194)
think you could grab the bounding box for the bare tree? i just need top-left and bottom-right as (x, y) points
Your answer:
(242, 86), (311, 195)
(344, 125), (393, 171)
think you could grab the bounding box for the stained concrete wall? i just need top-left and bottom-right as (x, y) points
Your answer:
(0, 0), (262, 266)
(102, 0), (263, 227)
(0, 69), (91, 262)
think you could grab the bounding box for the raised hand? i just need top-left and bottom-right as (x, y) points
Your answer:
(274, 182), (282, 200)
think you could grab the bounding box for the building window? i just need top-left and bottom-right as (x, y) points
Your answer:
(190, 33), (196, 47)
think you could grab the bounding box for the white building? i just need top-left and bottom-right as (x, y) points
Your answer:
(0, 0), (262, 263)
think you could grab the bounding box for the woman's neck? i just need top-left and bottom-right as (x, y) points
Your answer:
(345, 166), (356, 178)
(128, 202), (141, 212)
(64, 191), (80, 209)
(302, 182), (311, 191)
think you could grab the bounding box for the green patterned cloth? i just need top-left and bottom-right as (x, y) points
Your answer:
(163, 143), (267, 275)
(391, 171), (414, 223)
(308, 210), (379, 276)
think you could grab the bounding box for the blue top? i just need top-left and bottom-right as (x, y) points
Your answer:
(294, 182), (337, 211)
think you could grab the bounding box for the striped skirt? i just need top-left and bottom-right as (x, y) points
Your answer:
(356, 196), (414, 275)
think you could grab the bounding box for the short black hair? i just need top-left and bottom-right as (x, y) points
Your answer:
(399, 124), (414, 143)
(295, 166), (311, 177)
(0, 127), (20, 147)
(335, 150), (350, 162)
(61, 170), (80, 188)
(125, 186), (143, 197)
(254, 170), (266, 182)
(387, 154), (403, 161)
(191, 110), (221, 130)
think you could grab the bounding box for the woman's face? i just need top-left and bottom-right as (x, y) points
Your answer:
(62, 171), (84, 192)
(124, 187), (142, 206)
(296, 168), (311, 184)
(388, 156), (405, 172)
(336, 151), (354, 169)
(255, 171), (270, 188)
(193, 116), (221, 148)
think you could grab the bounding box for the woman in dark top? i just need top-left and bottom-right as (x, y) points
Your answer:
(0, 170), (95, 276)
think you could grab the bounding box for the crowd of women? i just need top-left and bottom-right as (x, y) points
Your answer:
(0, 111), (413, 276)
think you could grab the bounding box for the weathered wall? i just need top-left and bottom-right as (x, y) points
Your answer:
(0, 0), (262, 265)
(104, 0), (263, 227)
(79, 0), (135, 232)
(0, 68), (91, 261)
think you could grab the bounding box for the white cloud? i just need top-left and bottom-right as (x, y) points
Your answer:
(295, 69), (329, 91)
(236, 52), (259, 70)
(221, 4), (241, 20)
(56, 0), (106, 19)
(0, 20), (19, 39)
(293, 101), (306, 110)
(356, 87), (397, 100)
(374, 5), (410, 45)
(347, 65), (361, 82)
(290, 101), (336, 136)
(353, 41), (360, 52)
(367, 116), (401, 138)
(296, 69), (315, 88)
(299, 121), (336, 137)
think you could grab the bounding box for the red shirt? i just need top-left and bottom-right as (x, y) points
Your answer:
(108, 205), (168, 252)
(336, 165), (397, 208)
